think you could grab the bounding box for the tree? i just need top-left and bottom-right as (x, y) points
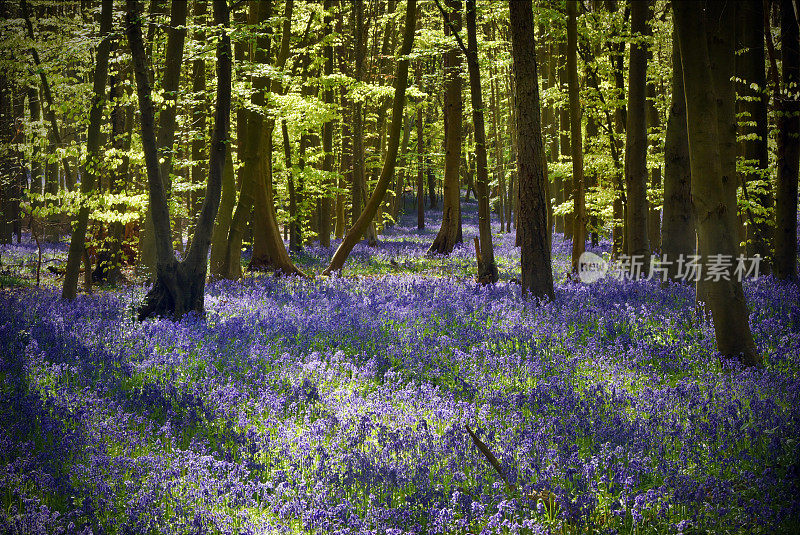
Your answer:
(465, 0), (497, 283)
(567, 0), (585, 273)
(127, 0), (231, 320)
(673, 0), (760, 366)
(138, 0), (188, 276)
(62, 0), (113, 300)
(775, 0), (799, 281)
(322, 0), (417, 275)
(661, 27), (694, 280)
(509, 0), (553, 299)
(429, 0), (463, 255)
(624, 0), (650, 275)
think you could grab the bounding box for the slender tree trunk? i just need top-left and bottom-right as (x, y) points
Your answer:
(646, 81), (662, 255)
(567, 0), (585, 273)
(510, 0), (553, 299)
(558, 39), (572, 238)
(623, 0), (651, 275)
(323, 0), (416, 274)
(662, 28), (694, 280)
(465, 0), (497, 283)
(736, 0), (772, 269)
(775, 0), (799, 281)
(62, 0), (112, 300)
(319, 0), (335, 247)
(673, 0), (760, 366)
(190, 0), (208, 238)
(429, 0), (463, 255)
(129, 0), (232, 320)
(417, 64), (425, 230)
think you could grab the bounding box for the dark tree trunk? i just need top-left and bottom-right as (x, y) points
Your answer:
(190, 0), (208, 237)
(323, 0), (416, 275)
(775, 0), (799, 281)
(567, 0), (585, 273)
(429, 0), (463, 255)
(509, 0), (553, 299)
(417, 63), (425, 230)
(62, 0), (113, 300)
(138, 0), (188, 277)
(673, 0), (760, 367)
(735, 0), (772, 268)
(128, 0), (231, 320)
(319, 0), (335, 247)
(662, 28), (695, 280)
(623, 0), (651, 275)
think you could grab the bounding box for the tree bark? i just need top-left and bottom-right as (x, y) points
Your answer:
(323, 0), (416, 275)
(417, 63), (425, 230)
(138, 0), (188, 276)
(62, 0), (113, 300)
(319, 0), (335, 247)
(464, 0), (498, 283)
(558, 39), (572, 238)
(129, 0), (231, 320)
(775, 0), (799, 281)
(190, 0), (208, 237)
(509, 0), (553, 299)
(662, 28), (694, 280)
(623, 0), (651, 275)
(673, 0), (760, 366)
(567, 0), (585, 273)
(429, 0), (463, 255)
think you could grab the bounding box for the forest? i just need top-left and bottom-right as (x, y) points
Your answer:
(0, 0), (799, 533)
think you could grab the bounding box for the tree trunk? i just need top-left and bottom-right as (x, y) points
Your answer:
(319, 0), (335, 247)
(429, 0), (463, 255)
(509, 0), (553, 299)
(623, 0), (650, 275)
(662, 28), (694, 280)
(735, 0), (772, 269)
(673, 0), (760, 366)
(558, 39), (572, 238)
(775, 0), (799, 281)
(323, 0), (416, 274)
(646, 82), (662, 255)
(567, 0), (585, 273)
(62, 0), (112, 300)
(190, 0), (208, 238)
(465, 0), (497, 283)
(417, 64), (425, 230)
(128, 0), (231, 320)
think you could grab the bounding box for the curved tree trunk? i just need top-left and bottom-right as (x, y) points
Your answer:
(429, 0), (463, 256)
(62, 0), (112, 300)
(129, 0), (231, 320)
(322, 0), (417, 275)
(673, 0), (760, 367)
(509, 0), (553, 299)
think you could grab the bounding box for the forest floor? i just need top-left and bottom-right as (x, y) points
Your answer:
(1, 200), (799, 534)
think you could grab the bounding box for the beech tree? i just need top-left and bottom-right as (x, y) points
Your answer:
(673, 0), (760, 366)
(127, 0), (231, 319)
(509, 0), (553, 299)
